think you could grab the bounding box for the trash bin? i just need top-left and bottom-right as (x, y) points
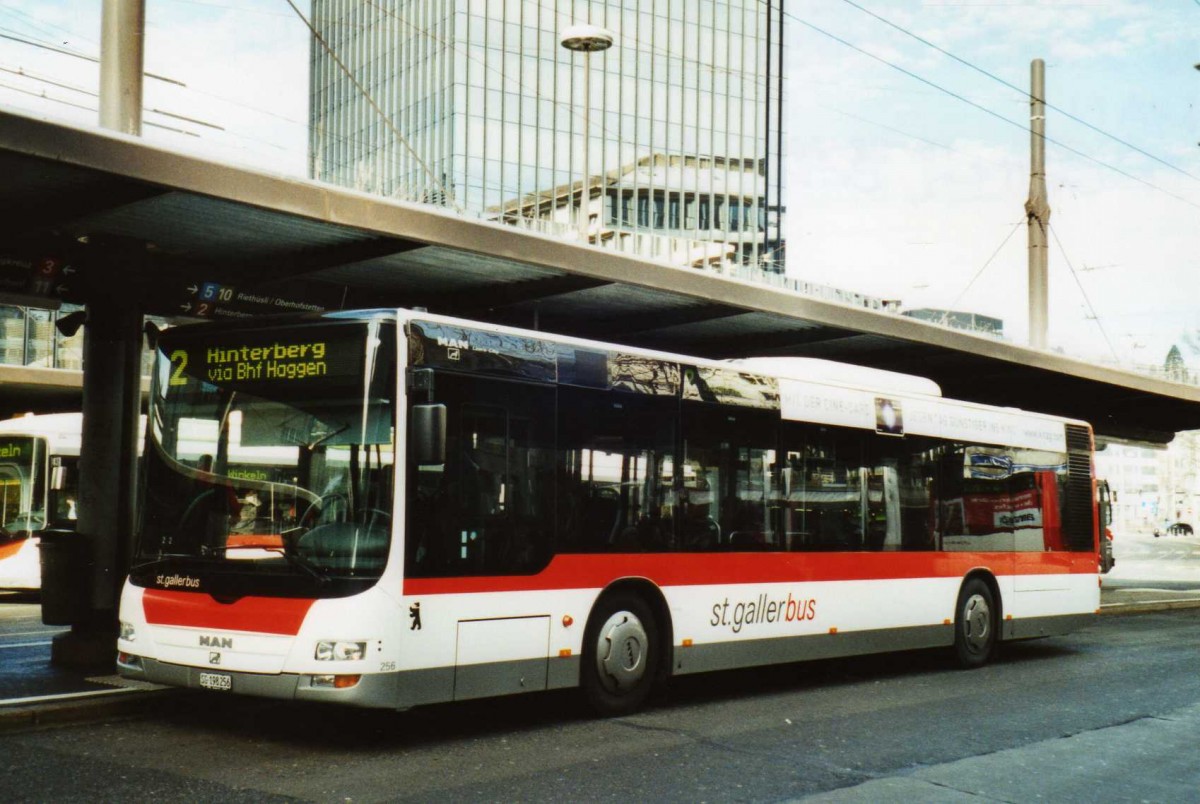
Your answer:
(38, 529), (91, 626)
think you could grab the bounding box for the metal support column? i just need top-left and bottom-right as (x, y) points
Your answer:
(1025, 58), (1050, 351)
(99, 0), (145, 136)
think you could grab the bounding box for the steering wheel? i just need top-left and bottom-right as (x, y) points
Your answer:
(356, 507), (392, 526)
(298, 492), (351, 527)
(178, 489), (217, 535)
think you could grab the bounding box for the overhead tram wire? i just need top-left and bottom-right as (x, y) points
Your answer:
(0, 79), (199, 137)
(1049, 224), (1120, 363)
(943, 219), (1023, 322)
(837, 0), (1200, 186)
(0, 29), (377, 169)
(0, 3), (98, 49)
(0, 64), (225, 131)
(283, 0), (462, 214)
(820, 103), (956, 152)
(0, 17), (329, 163)
(0, 59), (299, 158)
(0, 31), (185, 86)
(785, 11), (1200, 213)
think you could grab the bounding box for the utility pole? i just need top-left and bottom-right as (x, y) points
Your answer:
(1025, 58), (1050, 350)
(99, 0), (144, 135)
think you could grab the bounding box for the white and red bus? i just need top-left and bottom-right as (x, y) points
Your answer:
(117, 310), (1103, 714)
(0, 413), (81, 590)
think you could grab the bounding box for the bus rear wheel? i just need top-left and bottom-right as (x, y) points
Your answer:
(954, 578), (997, 668)
(581, 591), (660, 716)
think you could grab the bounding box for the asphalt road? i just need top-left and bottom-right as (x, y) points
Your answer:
(1, 608), (1199, 803)
(1107, 525), (1200, 584)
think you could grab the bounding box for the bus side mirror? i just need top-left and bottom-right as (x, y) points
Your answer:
(412, 404), (447, 466)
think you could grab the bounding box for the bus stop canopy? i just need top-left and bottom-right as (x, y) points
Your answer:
(0, 109), (1196, 444)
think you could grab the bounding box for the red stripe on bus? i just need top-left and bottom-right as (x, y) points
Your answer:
(402, 551), (1097, 596)
(0, 539), (26, 560)
(226, 534), (284, 549)
(142, 589), (315, 635)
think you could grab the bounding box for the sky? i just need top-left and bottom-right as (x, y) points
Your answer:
(0, 0), (1195, 372)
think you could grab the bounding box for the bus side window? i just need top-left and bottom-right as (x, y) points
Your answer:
(681, 402), (778, 552)
(407, 374), (555, 577)
(779, 423), (864, 552)
(557, 387), (676, 554)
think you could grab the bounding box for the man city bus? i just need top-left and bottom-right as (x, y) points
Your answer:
(118, 309), (1103, 715)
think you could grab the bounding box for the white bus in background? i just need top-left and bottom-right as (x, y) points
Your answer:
(0, 411), (323, 591)
(0, 413), (81, 591)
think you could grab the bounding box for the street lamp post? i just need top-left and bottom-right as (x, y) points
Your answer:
(561, 24), (613, 243)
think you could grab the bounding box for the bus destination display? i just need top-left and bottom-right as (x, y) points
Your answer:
(165, 324), (369, 392)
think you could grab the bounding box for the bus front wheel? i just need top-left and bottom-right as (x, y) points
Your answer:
(954, 578), (997, 668)
(581, 591), (660, 716)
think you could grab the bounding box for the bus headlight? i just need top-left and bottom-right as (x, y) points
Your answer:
(315, 640), (367, 661)
(119, 621), (136, 642)
(311, 674), (361, 689)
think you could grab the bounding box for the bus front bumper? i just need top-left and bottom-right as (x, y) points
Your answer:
(117, 655), (400, 709)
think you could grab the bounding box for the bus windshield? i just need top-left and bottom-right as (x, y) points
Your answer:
(0, 435), (46, 538)
(136, 318), (396, 592)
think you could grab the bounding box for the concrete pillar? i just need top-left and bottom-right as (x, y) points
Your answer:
(51, 260), (143, 669)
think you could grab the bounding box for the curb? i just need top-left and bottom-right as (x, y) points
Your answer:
(1100, 598), (1200, 615)
(0, 689), (179, 733)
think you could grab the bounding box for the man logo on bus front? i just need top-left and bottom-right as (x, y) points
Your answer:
(409, 601), (422, 630)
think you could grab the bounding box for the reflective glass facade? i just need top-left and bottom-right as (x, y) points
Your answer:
(310, 0), (785, 271)
(0, 306), (83, 371)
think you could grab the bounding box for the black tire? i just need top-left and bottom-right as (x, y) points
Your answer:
(954, 578), (997, 668)
(581, 591), (661, 716)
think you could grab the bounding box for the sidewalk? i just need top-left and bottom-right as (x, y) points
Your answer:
(798, 701), (1200, 803)
(0, 674), (175, 731)
(1100, 584), (1200, 613)
(0, 596), (176, 731)
(2, 580), (1196, 732)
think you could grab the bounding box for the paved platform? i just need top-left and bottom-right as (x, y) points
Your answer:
(0, 594), (172, 729)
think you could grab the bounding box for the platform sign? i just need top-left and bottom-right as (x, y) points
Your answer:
(0, 252), (78, 304)
(2, 244), (346, 317)
(168, 279), (340, 319)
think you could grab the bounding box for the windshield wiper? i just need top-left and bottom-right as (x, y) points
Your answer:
(223, 544), (330, 586)
(132, 552), (195, 569)
(307, 423), (349, 450)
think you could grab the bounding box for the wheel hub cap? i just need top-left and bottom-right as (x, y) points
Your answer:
(962, 593), (991, 654)
(596, 611), (647, 692)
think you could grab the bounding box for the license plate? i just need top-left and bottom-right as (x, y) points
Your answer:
(198, 672), (232, 691)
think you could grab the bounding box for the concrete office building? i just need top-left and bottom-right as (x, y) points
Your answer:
(309, 0), (785, 272)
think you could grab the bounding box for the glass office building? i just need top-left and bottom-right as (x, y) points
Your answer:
(309, 0), (785, 271)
